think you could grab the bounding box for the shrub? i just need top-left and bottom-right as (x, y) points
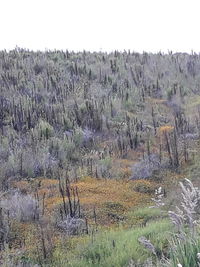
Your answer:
(131, 154), (163, 180)
(133, 183), (157, 194)
(57, 216), (87, 235)
(1, 191), (40, 222)
(34, 119), (54, 139)
(99, 156), (112, 178)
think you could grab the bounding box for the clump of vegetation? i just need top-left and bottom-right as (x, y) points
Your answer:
(1, 191), (40, 222)
(138, 179), (200, 266)
(131, 154), (167, 180)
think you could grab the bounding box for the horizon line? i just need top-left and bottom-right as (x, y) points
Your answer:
(0, 46), (200, 55)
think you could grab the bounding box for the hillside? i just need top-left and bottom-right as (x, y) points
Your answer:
(1, 49), (200, 266)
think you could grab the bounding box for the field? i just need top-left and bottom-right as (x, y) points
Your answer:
(1, 49), (200, 266)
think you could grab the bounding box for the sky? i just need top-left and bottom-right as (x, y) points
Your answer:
(0, 0), (200, 53)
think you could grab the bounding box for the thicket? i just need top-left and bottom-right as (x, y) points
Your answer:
(1, 49), (200, 186)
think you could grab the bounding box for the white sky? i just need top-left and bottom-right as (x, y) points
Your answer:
(0, 0), (200, 53)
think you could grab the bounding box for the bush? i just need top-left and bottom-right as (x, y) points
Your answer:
(34, 119), (54, 139)
(1, 191), (40, 222)
(99, 156), (112, 178)
(133, 183), (157, 194)
(57, 216), (87, 235)
(131, 154), (161, 180)
(131, 154), (169, 180)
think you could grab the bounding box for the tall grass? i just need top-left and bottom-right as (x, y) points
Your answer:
(163, 179), (200, 267)
(51, 219), (171, 267)
(168, 236), (200, 267)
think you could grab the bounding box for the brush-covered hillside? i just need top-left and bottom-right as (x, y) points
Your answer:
(1, 49), (200, 266)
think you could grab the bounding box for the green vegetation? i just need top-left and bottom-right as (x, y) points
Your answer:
(1, 49), (200, 266)
(169, 237), (200, 267)
(52, 220), (171, 267)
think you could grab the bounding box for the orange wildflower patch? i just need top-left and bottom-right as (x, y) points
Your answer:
(158, 125), (174, 134)
(73, 177), (149, 209)
(12, 176), (157, 227)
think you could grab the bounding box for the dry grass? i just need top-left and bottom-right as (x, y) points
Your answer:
(13, 176), (153, 225)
